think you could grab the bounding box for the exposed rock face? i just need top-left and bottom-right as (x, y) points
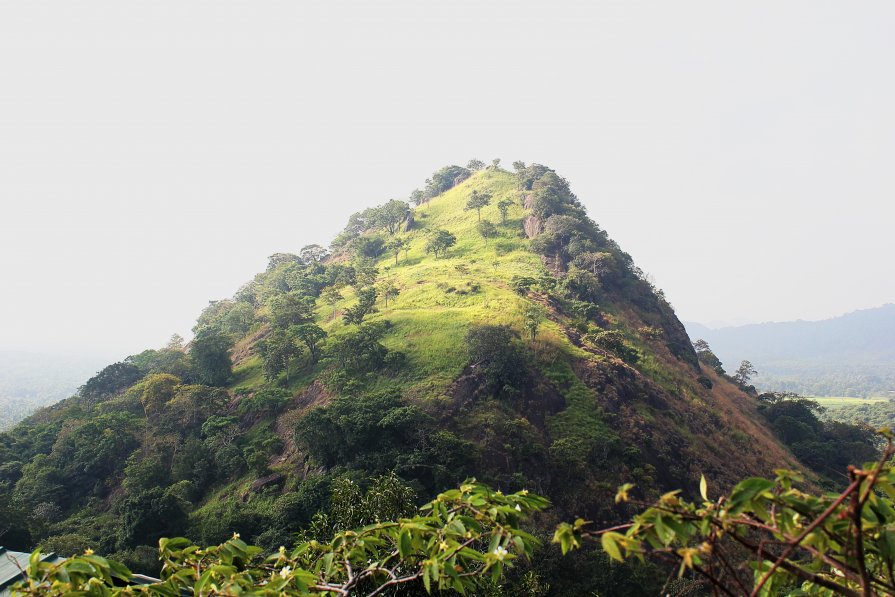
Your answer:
(242, 473), (284, 500)
(523, 215), (541, 239)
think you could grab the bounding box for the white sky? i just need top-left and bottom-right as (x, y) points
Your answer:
(1, 1), (893, 359)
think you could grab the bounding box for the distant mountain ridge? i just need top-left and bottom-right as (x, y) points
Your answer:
(0, 351), (106, 430)
(686, 304), (895, 397)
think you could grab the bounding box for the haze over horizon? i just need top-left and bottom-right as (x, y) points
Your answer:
(2, 1), (894, 360)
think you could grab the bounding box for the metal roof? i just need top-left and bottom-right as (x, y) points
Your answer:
(0, 547), (159, 595)
(0, 547), (62, 596)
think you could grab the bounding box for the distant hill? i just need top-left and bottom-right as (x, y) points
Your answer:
(686, 304), (895, 397)
(0, 351), (105, 430)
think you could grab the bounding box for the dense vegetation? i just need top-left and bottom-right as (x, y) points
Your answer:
(558, 437), (895, 597)
(823, 399), (895, 430)
(0, 161), (879, 594)
(16, 451), (895, 596)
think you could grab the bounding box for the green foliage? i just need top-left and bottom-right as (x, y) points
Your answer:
(49, 412), (143, 497)
(376, 199), (411, 235)
(269, 292), (316, 330)
(267, 252), (300, 271)
(694, 338), (726, 375)
(189, 329), (233, 387)
(117, 485), (190, 549)
(0, 163), (753, 597)
(238, 388), (292, 416)
(409, 188), (426, 206)
(221, 301), (255, 336)
(572, 250), (614, 278)
(466, 325), (527, 397)
(423, 164), (471, 198)
(320, 285), (343, 320)
(125, 347), (192, 381)
(296, 388), (431, 471)
(585, 330), (640, 365)
(477, 219), (498, 242)
(290, 323), (327, 363)
(733, 359), (758, 390)
(529, 172), (576, 220)
(351, 260), (378, 288)
(510, 275), (538, 295)
(350, 235), (387, 260)
(757, 392), (879, 480)
(561, 443), (895, 596)
(465, 189), (492, 222)
(497, 198), (514, 224)
(824, 399), (895, 429)
(378, 279), (399, 308)
(79, 362), (143, 404)
(259, 328), (302, 383)
(565, 298), (601, 322)
(342, 286), (378, 325)
(299, 244), (329, 264)
(306, 472), (416, 540)
(384, 236), (409, 265)
(424, 229), (457, 258)
(323, 322), (391, 376)
(521, 303), (545, 341)
(13, 481), (547, 596)
(514, 162), (553, 191)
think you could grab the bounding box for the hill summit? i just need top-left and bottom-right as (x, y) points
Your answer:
(0, 161), (797, 586)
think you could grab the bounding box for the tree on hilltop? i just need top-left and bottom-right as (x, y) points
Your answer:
(376, 199), (410, 235)
(522, 303), (545, 341)
(694, 338), (726, 375)
(321, 286), (343, 321)
(269, 292), (316, 329)
(189, 329), (233, 386)
(299, 244), (328, 264)
(465, 190), (492, 222)
(733, 359), (758, 388)
(477, 220), (498, 244)
(380, 280), (400, 308)
(290, 323), (327, 364)
(497, 198), (514, 224)
(386, 237), (409, 265)
(343, 286), (378, 325)
(259, 328), (301, 383)
(425, 229), (457, 259)
(409, 188), (426, 207)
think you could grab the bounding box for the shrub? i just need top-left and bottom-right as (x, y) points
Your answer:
(465, 325), (528, 397)
(585, 330), (640, 365)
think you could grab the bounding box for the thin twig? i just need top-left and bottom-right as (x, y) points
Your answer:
(750, 473), (864, 597)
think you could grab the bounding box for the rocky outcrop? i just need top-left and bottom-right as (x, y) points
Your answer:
(241, 473), (284, 500)
(523, 215), (541, 239)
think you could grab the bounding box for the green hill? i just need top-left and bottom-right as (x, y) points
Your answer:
(0, 163), (816, 593)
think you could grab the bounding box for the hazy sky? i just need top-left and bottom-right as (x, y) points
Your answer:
(1, 1), (893, 360)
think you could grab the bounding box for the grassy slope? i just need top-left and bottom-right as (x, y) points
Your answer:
(813, 396), (890, 408)
(311, 169), (553, 394)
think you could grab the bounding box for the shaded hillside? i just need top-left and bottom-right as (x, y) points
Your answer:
(687, 305), (895, 397)
(0, 163), (802, 591)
